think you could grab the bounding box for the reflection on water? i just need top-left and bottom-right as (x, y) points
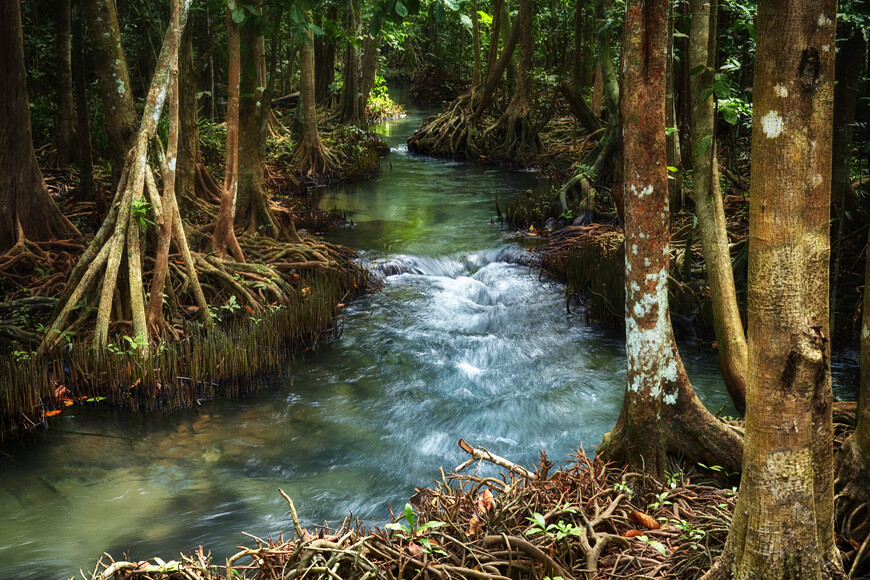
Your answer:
(0, 88), (857, 579)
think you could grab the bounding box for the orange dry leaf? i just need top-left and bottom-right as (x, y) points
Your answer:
(62, 397), (75, 406)
(54, 385), (69, 400)
(44, 409), (62, 417)
(628, 511), (660, 530)
(623, 529), (645, 538)
(476, 489), (495, 513)
(466, 515), (484, 537)
(243, 305), (254, 315)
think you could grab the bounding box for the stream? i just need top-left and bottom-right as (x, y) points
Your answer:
(0, 90), (857, 579)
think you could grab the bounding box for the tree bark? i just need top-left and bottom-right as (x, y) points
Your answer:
(0, 0), (80, 254)
(314, 5), (337, 104)
(293, 7), (336, 180)
(471, 0), (481, 86)
(665, 0), (682, 209)
(596, 0), (741, 479)
(235, 0), (282, 238)
(211, 2), (245, 261)
(703, 1), (845, 577)
(689, 0), (747, 415)
(55, 0), (78, 168)
(81, 0), (138, 188)
(336, 0), (361, 124)
(71, 0), (93, 202)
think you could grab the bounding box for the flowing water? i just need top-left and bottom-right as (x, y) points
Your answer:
(0, 91), (857, 579)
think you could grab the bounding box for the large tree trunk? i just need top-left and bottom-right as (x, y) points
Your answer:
(293, 8), (337, 180)
(81, 0), (138, 188)
(235, 1), (282, 238)
(0, 0), (79, 254)
(55, 0), (78, 168)
(703, 1), (845, 577)
(689, 0), (747, 415)
(471, 0), (480, 85)
(596, 0), (741, 479)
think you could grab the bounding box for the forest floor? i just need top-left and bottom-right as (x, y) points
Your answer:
(81, 404), (865, 580)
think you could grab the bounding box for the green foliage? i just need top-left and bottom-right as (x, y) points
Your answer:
(385, 503), (447, 555)
(130, 199), (156, 230)
(107, 334), (151, 357)
(636, 535), (667, 556)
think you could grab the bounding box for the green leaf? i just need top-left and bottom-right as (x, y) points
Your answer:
(695, 134), (713, 158)
(650, 541), (667, 556)
(689, 64), (709, 76)
(721, 105), (739, 125)
(699, 88), (714, 102)
(385, 522), (411, 535)
(395, 0), (408, 17)
(404, 503), (415, 529)
(442, 0), (459, 10)
(418, 521), (446, 531)
(667, 166), (678, 172)
(232, 6), (246, 23)
(673, 30), (688, 38)
(460, 13), (472, 29)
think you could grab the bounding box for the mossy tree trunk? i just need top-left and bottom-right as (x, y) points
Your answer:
(596, 0), (742, 480)
(0, 0), (80, 255)
(702, 1), (845, 577)
(81, 0), (138, 188)
(689, 0), (747, 415)
(293, 7), (337, 180)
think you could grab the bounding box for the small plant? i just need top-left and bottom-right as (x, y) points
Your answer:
(636, 534), (667, 556)
(664, 470), (681, 489)
(107, 334), (149, 356)
(385, 503), (447, 556)
(130, 199), (156, 229)
(648, 491), (673, 512)
(614, 479), (634, 499)
(12, 350), (31, 363)
(525, 512), (583, 541)
(671, 518), (706, 543)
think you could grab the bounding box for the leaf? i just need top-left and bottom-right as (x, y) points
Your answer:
(407, 542), (423, 557)
(628, 511), (661, 530)
(699, 88), (714, 102)
(395, 0), (408, 17)
(417, 521), (446, 531)
(467, 514), (484, 537)
(721, 105), (739, 125)
(385, 522), (411, 535)
(231, 6), (246, 23)
(649, 540), (667, 556)
(624, 529), (645, 538)
(460, 13), (472, 29)
(689, 64), (709, 76)
(404, 503), (416, 529)
(695, 134), (713, 158)
(44, 409), (62, 417)
(477, 489), (495, 512)
(667, 166), (678, 172)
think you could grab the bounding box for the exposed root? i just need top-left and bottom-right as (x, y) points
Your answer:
(407, 91), (482, 157)
(84, 445), (746, 580)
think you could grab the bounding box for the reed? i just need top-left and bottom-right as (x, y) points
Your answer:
(0, 268), (367, 440)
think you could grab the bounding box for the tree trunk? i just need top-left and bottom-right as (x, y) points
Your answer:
(235, 1), (282, 238)
(596, 0), (741, 479)
(485, 0), (539, 157)
(703, 1), (845, 577)
(71, 0), (93, 202)
(358, 35), (382, 122)
(689, 0), (747, 415)
(314, 5), (337, 104)
(499, 0), (516, 95)
(293, 7), (337, 179)
(81, 0), (138, 188)
(55, 0), (78, 168)
(336, 0), (361, 125)
(0, 0), (80, 254)
(665, 0), (682, 209)
(471, 0), (481, 86)
(211, 2), (245, 261)
(829, 28), (865, 342)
